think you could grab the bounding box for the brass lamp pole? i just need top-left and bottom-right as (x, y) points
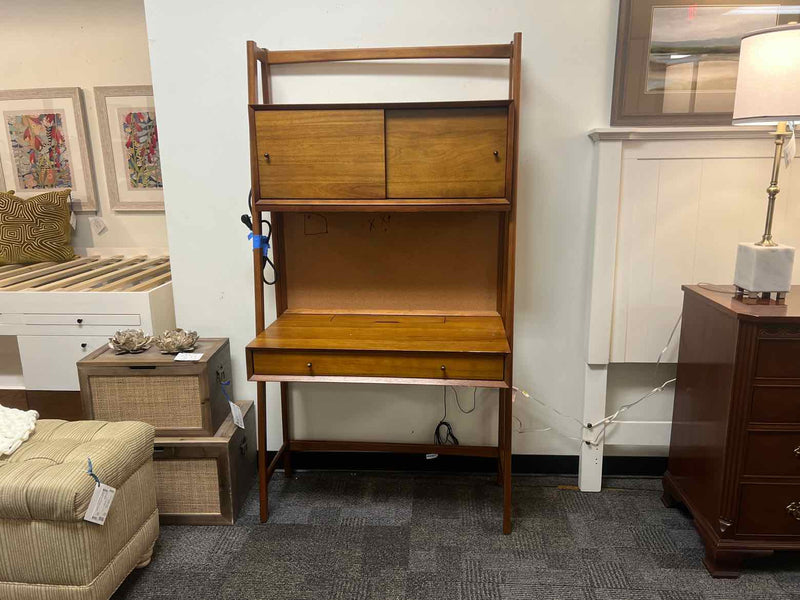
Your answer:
(758, 121), (790, 247)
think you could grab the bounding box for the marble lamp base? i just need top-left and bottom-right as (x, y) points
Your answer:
(734, 242), (795, 296)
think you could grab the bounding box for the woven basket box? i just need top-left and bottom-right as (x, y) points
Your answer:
(77, 338), (231, 436)
(153, 400), (256, 525)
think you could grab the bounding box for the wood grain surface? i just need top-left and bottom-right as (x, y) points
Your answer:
(255, 109), (385, 199)
(386, 108), (508, 198)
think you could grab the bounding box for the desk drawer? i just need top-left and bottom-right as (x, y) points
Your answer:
(744, 432), (800, 477)
(251, 349), (504, 381)
(738, 482), (800, 536)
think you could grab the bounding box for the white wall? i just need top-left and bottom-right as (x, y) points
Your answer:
(1, 0), (168, 250)
(144, 0), (619, 454)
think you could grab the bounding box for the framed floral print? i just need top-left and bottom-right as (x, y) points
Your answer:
(0, 88), (97, 212)
(94, 86), (164, 211)
(612, 0), (800, 125)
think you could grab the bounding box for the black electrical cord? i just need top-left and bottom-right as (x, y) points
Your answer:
(242, 190), (276, 285)
(434, 387), (460, 446)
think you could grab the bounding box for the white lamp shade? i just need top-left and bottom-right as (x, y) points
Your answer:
(733, 24), (800, 125)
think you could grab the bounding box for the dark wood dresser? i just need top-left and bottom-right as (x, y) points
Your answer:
(664, 285), (800, 577)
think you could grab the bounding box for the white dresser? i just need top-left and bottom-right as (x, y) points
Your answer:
(0, 256), (175, 403)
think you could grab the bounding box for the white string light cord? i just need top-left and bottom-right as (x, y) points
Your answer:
(512, 310), (683, 447)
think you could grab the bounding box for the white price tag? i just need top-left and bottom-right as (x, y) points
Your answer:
(229, 402), (245, 429)
(84, 483), (116, 525)
(174, 352), (203, 362)
(784, 128), (796, 168)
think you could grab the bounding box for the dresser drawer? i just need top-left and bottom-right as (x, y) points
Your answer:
(23, 313), (141, 327)
(18, 335), (109, 390)
(756, 339), (800, 378)
(250, 349), (505, 381)
(743, 432), (800, 477)
(738, 483), (800, 536)
(750, 386), (800, 424)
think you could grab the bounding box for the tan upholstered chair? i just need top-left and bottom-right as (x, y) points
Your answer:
(0, 419), (159, 600)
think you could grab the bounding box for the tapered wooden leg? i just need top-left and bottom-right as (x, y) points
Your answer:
(280, 382), (293, 477)
(500, 388), (513, 534)
(496, 389), (505, 486)
(257, 381), (269, 522)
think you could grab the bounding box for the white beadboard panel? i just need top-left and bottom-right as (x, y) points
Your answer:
(610, 159), (659, 362)
(610, 148), (800, 363)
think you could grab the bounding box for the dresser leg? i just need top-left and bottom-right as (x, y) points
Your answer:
(703, 547), (744, 578)
(257, 382), (269, 522)
(500, 388), (512, 534)
(280, 382), (293, 478)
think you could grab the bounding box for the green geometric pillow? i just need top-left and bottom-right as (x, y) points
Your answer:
(0, 189), (76, 265)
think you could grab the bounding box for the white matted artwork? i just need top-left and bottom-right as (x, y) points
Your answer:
(95, 86), (164, 211)
(0, 88), (96, 212)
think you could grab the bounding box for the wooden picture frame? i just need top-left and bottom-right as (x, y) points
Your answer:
(94, 85), (164, 211)
(0, 87), (96, 212)
(611, 0), (800, 126)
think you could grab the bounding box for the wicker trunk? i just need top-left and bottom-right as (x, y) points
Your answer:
(77, 338), (231, 436)
(153, 400), (257, 525)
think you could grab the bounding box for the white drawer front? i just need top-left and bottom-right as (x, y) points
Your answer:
(18, 335), (108, 390)
(23, 313), (140, 326)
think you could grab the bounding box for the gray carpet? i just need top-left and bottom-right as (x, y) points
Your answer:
(113, 472), (800, 600)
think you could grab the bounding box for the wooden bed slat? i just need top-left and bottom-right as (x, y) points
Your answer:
(64, 256), (167, 291)
(2, 257), (124, 291)
(94, 261), (170, 291)
(127, 271), (171, 292)
(41, 256), (148, 291)
(0, 261), (65, 286)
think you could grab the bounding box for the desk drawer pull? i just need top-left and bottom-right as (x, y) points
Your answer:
(306, 362), (312, 369)
(787, 501), (800, 520)
(794, 446), (800, 458)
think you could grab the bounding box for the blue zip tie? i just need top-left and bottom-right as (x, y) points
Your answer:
(248, 232), (270, 257)
(220, 379), (233, 404)
(87, 458), (100, 487)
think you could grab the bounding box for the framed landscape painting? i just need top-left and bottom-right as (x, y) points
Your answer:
(95, 86), (164, 211)
(0, 88), (96, 211)
(612, 0), (800, 125)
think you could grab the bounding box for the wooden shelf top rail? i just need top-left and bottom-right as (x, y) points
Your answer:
(260, 43), (513, 65)
(250, 99), (512, 110)
(254, 198), (511, 213)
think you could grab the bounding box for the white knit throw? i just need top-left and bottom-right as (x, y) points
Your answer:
(0, 404), (38, 456)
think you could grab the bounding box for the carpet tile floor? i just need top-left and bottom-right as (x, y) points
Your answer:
(113, 473), (800, 600)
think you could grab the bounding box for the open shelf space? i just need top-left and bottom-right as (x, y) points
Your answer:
(255, 197), (511, 212)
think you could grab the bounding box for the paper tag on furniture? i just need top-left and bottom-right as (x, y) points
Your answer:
(84, 484), (116, 525)
(784, 128), (796, 168)
(230, 401), (245, 429)
(174, 352), (203, 362)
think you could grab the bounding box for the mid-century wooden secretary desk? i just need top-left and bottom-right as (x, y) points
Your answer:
(244, 34), (522, 533)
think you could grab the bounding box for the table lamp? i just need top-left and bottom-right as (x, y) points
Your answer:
(732, 24), (800, 303)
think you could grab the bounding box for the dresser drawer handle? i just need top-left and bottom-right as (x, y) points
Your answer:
(306, 362), (312, 369)
(80, 343), (87, 349)
(787, 501), (800, 520)
(76, 318), (83, 324)
(794, 446), (800, 458)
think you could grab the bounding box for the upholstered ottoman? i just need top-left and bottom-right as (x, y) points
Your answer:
(0, 420), (159, 600)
